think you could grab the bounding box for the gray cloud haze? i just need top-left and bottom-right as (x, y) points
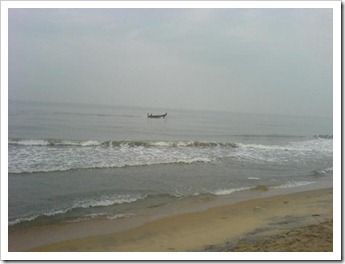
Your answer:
(9, 8), (333, 117)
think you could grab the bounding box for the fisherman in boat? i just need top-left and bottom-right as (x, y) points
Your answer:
(147, 113), (167, 118)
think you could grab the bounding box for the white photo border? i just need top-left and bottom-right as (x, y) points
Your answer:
(1, 1), (341, 261)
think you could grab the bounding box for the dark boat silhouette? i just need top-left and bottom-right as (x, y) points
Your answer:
(147, 113), (167, 119)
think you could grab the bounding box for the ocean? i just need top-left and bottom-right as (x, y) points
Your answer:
(8, 100), (333, 229)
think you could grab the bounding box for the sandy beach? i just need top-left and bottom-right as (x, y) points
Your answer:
(9, 187), (332, 252)
(229, 219), (332, 252)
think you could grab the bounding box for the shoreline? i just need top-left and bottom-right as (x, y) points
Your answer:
(9, 186), (332, 252)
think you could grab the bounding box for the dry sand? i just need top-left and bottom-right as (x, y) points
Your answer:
(22, 188), (332, 252)
(230, 220), (332, 252)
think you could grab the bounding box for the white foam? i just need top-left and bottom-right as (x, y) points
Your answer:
(73, 194), (146, 209)
(239, 143), (297, 151)
(272, 181), (316, 189)
(80, 140), (102, 147)
(212, 187), (252, 196)
(9, 139), (49, 146)
(8, 215), (39, 226)
(176, 157), (212, 164)
(8, 137), (333, 174)
(248, 177), (260, 180)
(62, 213), (135, 223)
(213, 181), (317, 196)
(106, 213), (134, 220)
(9, 194), (144, 226)
(44, 208), (71, 217)
(9, 207), (70, 226)
(150, 141), (174, 147)
(314, 167), (333, 175)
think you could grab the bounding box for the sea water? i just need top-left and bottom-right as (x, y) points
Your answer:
(8, 100), (333, 228)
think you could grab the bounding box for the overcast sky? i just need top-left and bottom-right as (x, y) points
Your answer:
(8, 8), (333, 117)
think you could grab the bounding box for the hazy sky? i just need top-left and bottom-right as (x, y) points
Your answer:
(9, 8), (333, 117)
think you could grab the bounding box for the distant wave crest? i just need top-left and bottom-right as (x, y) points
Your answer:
(313, 134), (333, 139)
(9, 138), (239, 148)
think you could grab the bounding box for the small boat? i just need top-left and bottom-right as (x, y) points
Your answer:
(147, 113), (167, 119)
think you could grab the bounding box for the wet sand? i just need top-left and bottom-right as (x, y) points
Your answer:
(21, 188), (332, 252)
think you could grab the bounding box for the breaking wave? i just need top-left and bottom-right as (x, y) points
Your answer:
(313, 134), (333, 139)
(213, 181), (317, 196)
(7, 179), (323, 228)
(312, 167), (333, 176)
(8, 137), (332, 174)
(9, 193), (146, 226)
(8, 139), (238, 148)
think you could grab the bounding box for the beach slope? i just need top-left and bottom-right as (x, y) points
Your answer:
(27, 188), (332, 252)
